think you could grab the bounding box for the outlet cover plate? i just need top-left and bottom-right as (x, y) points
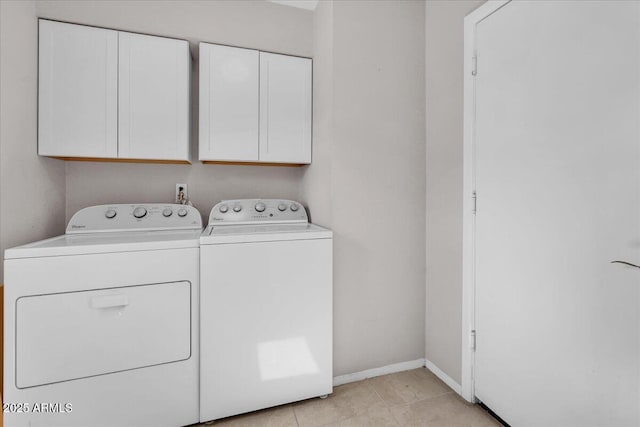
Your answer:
(176, 183), (188, 203)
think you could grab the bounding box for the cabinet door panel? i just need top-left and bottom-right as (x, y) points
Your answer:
(38, 20), (118, 158)
(118, 32), (190, 161)
(259, 53), (311, 164)
(199, 43), (259, 161)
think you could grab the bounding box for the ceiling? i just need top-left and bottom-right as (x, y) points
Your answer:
(267, 0), (319, 11)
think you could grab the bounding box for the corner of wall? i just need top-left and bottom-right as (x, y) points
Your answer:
(424, 0), (486, 387)
(300, 0), (334, 228)
(0, 0), (67, 281)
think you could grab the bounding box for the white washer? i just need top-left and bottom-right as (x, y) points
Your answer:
(3, 204), (202, 427)
(199, 199), (333, 422)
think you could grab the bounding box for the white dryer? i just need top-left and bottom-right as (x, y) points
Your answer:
(4, 203), (202, 427)
(200, 199), (333, 422)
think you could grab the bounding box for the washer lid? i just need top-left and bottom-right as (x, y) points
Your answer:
(4, 229), (202, 259)
(200, 223), (332, 244)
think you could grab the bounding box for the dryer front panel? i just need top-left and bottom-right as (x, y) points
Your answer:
(16, 280), (191, 388)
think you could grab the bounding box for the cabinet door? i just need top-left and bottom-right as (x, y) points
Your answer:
(38, 20), (118, 158)
(259, 53), (311, 164)
(199, 43), (259, 161)
(119, 32), (190, 162)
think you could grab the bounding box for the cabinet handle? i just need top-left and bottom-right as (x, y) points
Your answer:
(91, 294), (129, 309)
(611, 260), (640, 269)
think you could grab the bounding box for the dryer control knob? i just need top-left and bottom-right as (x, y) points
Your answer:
(255, 202), (266, 212)
(105, 209), (117, 219)
(133, 207), (147, 219)
(162, 208), (173, 217)
(233, 205), (242, 213)
(290, 203), (299, 212)
(177, 208), (188, 217)
(219, 204), (229, 213)
(278, 203), (287, 212)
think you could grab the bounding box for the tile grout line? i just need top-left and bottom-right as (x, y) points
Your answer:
(369, 371), (458, 426)
(366, 379), (390, 409)
(291, 403), (301, 427)
(366, 378), (404, 426)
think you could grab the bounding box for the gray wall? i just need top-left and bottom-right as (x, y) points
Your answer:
(425, 0), (484, 385)
(301, 0), (333, 229)
(304, 0), (426, 376)
(0, 0), (66, 281)
(33, 0), (314, 222)
(1, 0), (435, 380)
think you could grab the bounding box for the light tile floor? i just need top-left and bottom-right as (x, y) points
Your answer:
(196, 368), (502, 427)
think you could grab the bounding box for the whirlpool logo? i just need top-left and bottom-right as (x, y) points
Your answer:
(70, 224), (86, 229)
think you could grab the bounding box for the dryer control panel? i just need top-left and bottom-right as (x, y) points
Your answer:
(209, 199), (308, 226)
(66, 204), (202, 233)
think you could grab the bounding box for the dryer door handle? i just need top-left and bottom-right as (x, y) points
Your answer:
(91, 294), (129, 309)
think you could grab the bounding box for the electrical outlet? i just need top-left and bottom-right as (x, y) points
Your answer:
(176, 183), (188, 203)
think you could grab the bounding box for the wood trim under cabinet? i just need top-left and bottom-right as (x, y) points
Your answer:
(51, 157), (191, 165)
(202, 161), (307, 167)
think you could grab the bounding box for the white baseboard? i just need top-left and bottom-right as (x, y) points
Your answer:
(424, 358), (462, 395)
(333, 358), (426, 386)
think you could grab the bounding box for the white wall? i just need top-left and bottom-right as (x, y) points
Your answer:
(304, 0), (426, 376)
(0, 0), (66, 281)
(32, 0), (313, 222)
(301, 0), (333, 227)
(425, 0), (484, 385)
(1, 0), (432, 379)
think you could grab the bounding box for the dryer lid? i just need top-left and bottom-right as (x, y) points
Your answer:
(4, 229), (203, 259)
(5, 204), (203, 259)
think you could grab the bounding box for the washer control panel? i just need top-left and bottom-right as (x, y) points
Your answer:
(66, 204), (202, 233)
(209, 199), (308, 225)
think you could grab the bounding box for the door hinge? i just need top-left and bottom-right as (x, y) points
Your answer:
(471, 330), (476, 351)
(471, 56), (477, 76)
(472, 191), (477, 214)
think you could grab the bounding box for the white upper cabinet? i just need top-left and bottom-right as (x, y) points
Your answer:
(38, 20), (118, 158)
(259, 52), (311, 164)
(199, 43), (311, 165)
(38, 20), (191, 163)
(199, 44), (259, 162)
(118, 32), (190, 162)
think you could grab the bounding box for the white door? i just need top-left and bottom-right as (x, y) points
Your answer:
(199, 43), (259, 162)
(474, 2), (639, 426)
(259, 53), (311, 164)
(118, 32), (190, 161)
(38, 20), (117, 158)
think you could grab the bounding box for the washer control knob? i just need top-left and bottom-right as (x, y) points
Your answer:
(233, 205), (242, 213)
(290, 203), (299, 212)
(162, 208), (173, 217)
(255, 202), (266, 212)
(219, 204), (229, 213)
(105, 209), (117, 219)
(278, 203), (287, 212)
(133, 207), (147, 219)
(177, 208), (188, 217)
